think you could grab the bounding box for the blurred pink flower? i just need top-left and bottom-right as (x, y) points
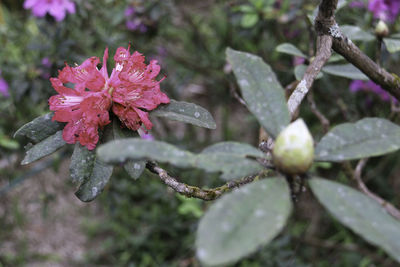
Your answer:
(23, 0), (76, 22)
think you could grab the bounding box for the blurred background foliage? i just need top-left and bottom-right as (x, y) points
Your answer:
(1, 0), (400, 266)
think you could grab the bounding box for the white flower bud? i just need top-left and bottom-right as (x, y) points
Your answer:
(272, 119), (314, 174)
(375, 20), (389, 37)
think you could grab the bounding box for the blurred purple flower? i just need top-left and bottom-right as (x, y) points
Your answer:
(125, 6), (136, 17)
(350, 80), (394, 102)
(349, 1), (366, 8)
(368, 0), (400, 22)
(124, 5), (147, 32)
(293, 56), (305, 66)
(41, 57), (52, 68)
(0, 71), (9, 98)
(23, 0), (75, 22)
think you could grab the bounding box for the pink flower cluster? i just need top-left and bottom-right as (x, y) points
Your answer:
(49, 46), (169, 150)
(23, 0), (75, 22)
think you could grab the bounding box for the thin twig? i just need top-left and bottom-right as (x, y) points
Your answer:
(146, 162), (267, 201)
(351, 159), (400, 220)
(307, 92), (330, 133)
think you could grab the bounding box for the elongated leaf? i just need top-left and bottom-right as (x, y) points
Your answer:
(315, 118), (400, 162)
(75, 158), (114, 202)
(226, 48), (290, 138)
(310, 178), (400, 263)
(196, 178), (292, 266)
(112, 120), (145, 179)
(97, 139), (264, 180)
(276, 43), (307, 58)
(294, 65), (323, 81)
(150, 100), (216, 129)
(21, 130), (66, 165)
(201, 141), (265, 158)
(74, 124), (114, 202)
(14, 113), (64, 143)
(340, 25), (374, 42)
(98, 138), (195, 167)
(69, 144), (96, 184)
(195, 154), (263, 180)
(383, 38), (400, 53)
(323, 64), (369, 80)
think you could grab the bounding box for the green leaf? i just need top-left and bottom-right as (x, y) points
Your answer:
(112, 119), (145, 179)
(14, 113), (64, 143)
(196, 178), (292, 266)
(196, 153), (263, 180)
(391, 33), (400, 38)
(97, 139), (264, 180)
(340, 25), (374, 42)
(0, 134), (19, 150)
(150, 100), (216, 129)
(201, 141), (265, 158)
(276, 43), (307, 58)
(74, 125), (114, 202)
(21, 130), (66, 165)
(315, 118), (400, 162)
(226, 48), (290, 138)
(294, 64), (323, 81)
(241, 13), (259, 28)
(323, 64), (369, 80)
(309, 177), (400, 263)
(234, 4), (254, 13)
(99, 138), (195, 167)
(74, 158), (114, 202)
(383, 38), (400, 53)
(69, 144), (96, 184)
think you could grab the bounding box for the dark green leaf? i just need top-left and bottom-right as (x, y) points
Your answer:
(196, 178), (292, 266)
(201, 141), (265, 158)
(14, 113), (64, 143)
(310, 178), (400, 263)
(21, 130), (66, 165)
(315, 118), (400, 162)
(112, 119), (145, 179)
(75, 158), (114, 202)
(74, 125), (114, 202)
(276, 43), (307, 58)
(294, 65), (323, 81)
(323, 64), (369, 80)
(340, 25), (374, 42)
(70, 144), (96, 184)
(97, 139), (264, 180)
(226, 48), (290, 138)
(383, 38), (400, 53)
(98, 138), (195, 167)
(150, 100), (216, 129)
(195, 153), (263, 180)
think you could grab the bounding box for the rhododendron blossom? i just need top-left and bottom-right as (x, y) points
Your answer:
(49, 46), (169, 150)
(111, 47), (170, 131)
